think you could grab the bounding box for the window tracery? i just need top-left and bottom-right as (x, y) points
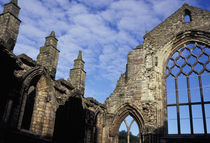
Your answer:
(166, 42), (210, 134)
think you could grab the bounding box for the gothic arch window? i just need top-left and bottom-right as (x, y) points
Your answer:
(21, 77), (39, 130)
(166, 42), (210, 135)
(21, 85), (36, 130)
(184, 9), (191, 23)
(118, 115), (139, 143)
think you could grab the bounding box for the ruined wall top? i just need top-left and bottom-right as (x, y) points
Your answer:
(143, 3), (210, 51)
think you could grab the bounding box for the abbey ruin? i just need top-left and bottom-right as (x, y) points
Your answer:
(0, 0), (210, 143)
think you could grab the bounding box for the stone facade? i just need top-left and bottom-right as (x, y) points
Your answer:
(0, 1), (210, 143)
(96, 3), (210, 143)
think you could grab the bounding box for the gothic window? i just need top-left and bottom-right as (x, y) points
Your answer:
(118, 115), (139, 143)
(21, 85), (36, 130)
(184, 9), (191, 23)
(166, 42), (210, 134)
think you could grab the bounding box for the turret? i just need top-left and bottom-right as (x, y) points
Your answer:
(68, 51), (86, 95)
(0, 0), (21, 51)
(37, 31), (60, 79)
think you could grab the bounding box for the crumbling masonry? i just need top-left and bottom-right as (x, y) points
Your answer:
(0, 0), (210, 143)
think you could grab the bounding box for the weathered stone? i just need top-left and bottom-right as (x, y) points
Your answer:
(0, 0), (20, 51)
(99, 3), (210, 143)
(37, 31), (60, 79)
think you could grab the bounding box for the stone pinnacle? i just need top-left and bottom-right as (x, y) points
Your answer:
(50, 31), (55, 37)
(77, 50), (82, 60)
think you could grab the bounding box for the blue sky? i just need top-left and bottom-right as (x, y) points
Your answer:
(0, 0), (210, 105)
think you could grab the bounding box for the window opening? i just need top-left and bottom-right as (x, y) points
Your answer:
(184, 15), (191, 22)
(21, 85), (36, 130)
(184, 9), (191, 23)
(166, 42), (210, 134)
(119, 115), (139, 143)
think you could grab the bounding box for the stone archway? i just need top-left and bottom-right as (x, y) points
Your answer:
(109, 103), (144, 143)
(17, 66), (47, 129)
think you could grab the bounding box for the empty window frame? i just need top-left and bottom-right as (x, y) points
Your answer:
(166, 42), (210, 134)
(184, 9), (192, 23)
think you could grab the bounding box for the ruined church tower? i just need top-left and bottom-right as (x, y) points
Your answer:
(0, 0), (21, 51)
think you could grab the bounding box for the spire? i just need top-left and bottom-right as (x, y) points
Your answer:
(68, 51), (86, 96)
(73, 51), (84, 69)
(50, 31), (55, 37)
(77, 50), (82, 60)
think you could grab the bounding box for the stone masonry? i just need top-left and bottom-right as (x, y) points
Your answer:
(0, 0), (20, 51)
(96, 3), (210, 143)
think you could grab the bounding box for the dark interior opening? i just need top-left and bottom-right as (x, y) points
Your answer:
(53, 96), (85, 143)
(21, 86), (36, 130)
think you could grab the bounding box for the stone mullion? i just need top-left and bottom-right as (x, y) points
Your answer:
(187, 76), (194, 134)
(17, 92), (27, 129)
(198, 75), (207, 134)
(124, 118), (135, 143)
(175, 78), (181, 134)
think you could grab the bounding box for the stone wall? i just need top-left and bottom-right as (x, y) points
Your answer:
(99, 3), (210, 143)
(31, 75), (57, 136)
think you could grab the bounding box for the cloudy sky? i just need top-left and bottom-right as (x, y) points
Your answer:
(1, 0), (210, 104)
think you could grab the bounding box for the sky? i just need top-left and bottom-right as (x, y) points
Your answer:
(0, 0), (209, 104)
(1, 0), (210, 137)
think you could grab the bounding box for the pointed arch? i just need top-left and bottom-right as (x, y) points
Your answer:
(17, 66), (48, 129)
(161, 30), (210, 135)
(109, 103), (144, 138)
(184, 9), (192, 22)
(21, 66), (47, 92)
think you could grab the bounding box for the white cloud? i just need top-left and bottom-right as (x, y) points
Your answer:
(19, 0), (50, 18)
(77, 0), (113, 9)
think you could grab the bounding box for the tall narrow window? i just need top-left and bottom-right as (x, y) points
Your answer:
(166, 42), (210, 134)
(184, 9), (191, 23)
(21, 85), (36, 130)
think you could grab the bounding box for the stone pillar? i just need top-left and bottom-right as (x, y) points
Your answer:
(0, 0), (21, 51)
(30, 75), (56, 137)
(37, 31), (60, 79)
(68, 51), (86, 95)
